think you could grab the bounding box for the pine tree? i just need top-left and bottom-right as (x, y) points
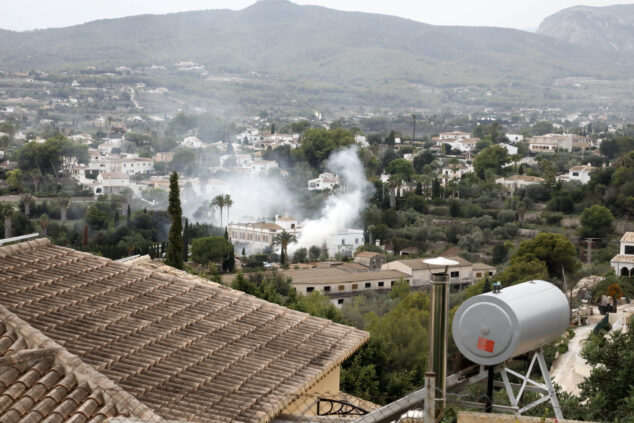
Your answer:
(182, 218), (189, 263)
(165, 172), (184, 269)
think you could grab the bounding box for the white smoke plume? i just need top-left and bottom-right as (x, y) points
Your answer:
(180, 173), (296, 226)
(295, 145), (373, 250)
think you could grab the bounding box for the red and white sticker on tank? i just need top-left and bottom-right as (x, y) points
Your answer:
(477, 337), (495, 353)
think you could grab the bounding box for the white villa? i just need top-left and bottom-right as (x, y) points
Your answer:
(94, 172), (130, 195)
(308, 173), (341, 191)
(229, 215), (301, 255)
(506, 134), (524, 143)
(611, 233), (634, 277)
(441, 163), (472, 186)
(181, 136), (203, 149)
(439, 131), (471, 140)
(496, 175), (545, 192)
(557, 164), (599, 185)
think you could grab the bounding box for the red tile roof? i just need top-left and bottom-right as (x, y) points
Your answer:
(0, 239), (369, 423)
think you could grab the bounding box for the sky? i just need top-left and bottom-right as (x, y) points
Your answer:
(0, 0), (624, 32)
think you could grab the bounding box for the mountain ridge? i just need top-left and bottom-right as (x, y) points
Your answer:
(0, 1), (633, 112)
(538, 4), (634, 52)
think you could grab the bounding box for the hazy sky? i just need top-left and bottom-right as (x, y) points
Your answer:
(0, 0), (624, 32)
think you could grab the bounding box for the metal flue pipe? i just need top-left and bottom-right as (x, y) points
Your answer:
(423, 257), (459, 414)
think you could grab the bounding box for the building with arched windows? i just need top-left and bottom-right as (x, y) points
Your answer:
(611, 232), (634, 276)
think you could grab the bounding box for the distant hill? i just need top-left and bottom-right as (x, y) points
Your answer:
(0, 0), (632, 112)
(538, 4), (634, 52)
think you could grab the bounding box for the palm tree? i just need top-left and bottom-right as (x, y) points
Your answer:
(273, 230), (297, 265)
(39, 214), (49, 236)
(21, 193), (34, 217)
(58, 193), (70, 224)
(211, 195), (226, 228)
(223, 194), (233, 223)
(1, 203), (16, 239)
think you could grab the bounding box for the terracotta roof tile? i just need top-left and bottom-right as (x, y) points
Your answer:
(0, 240), (369, 423)
(0, 323), (124, 423)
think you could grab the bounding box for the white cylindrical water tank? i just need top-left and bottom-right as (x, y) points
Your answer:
(452, 280), (569, 366)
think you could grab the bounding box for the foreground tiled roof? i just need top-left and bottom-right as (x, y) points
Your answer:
(0, 324), (118, 423)
(0, 306), (161, 423)
(0, 239), (369, 423)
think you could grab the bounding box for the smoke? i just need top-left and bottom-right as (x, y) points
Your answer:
(294, 145), (372, 250)
(178, 145), (372, 255)
(180, 173), (296, 225)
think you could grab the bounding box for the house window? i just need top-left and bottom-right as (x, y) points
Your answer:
(351, 284), (358, 290)
(476, 272), (482, 278)
(338, 285), (345, 291)
(378, 281), (384, 287)
(391, 281), (395, 287)
(572, 172), (579, 177)
(338, 299), (344, 305)
(450, 271), (459, 278)
(306, 287), (314, 293)
(488, 272), (494, 276)
(324, 286), (331, 292)
(365, 282), (371, 288)
(625, 245), (634, 254)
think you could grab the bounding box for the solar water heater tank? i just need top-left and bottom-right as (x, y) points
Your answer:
(452, 280), (569, 366)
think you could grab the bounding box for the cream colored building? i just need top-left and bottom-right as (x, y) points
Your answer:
(381, 256), (496, 287)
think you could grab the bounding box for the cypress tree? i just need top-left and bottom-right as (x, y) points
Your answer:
(280, 248), (285, 265)
(224, 227), (229, 240)
(165, 172), (184, 269)
(126, 204), (131, 226)
(182, 218), (189, 263)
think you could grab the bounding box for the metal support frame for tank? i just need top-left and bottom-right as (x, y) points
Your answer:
(446, 349), (563, 420)
(498, 348), (563, 420)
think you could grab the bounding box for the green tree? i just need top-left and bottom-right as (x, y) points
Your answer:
(473, 145), (509, 179)
(165, 172), (184, 269)
(85, 204), (110, 231)
(273, 230), (297, 265)
(292, 248), (307, 263)
(386, 159), (414, 179)
(571, 322), (634, 422)
(497, 260), (549, 286)
(511, 232), (579, 280)
(578, 205), (614, 239)
(293, 128), (355, 168)
(191, 236), (233, 266)
(309, 245), (321, 261)
(5, 169), (22, 191)
(532, 120), (554, 136)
